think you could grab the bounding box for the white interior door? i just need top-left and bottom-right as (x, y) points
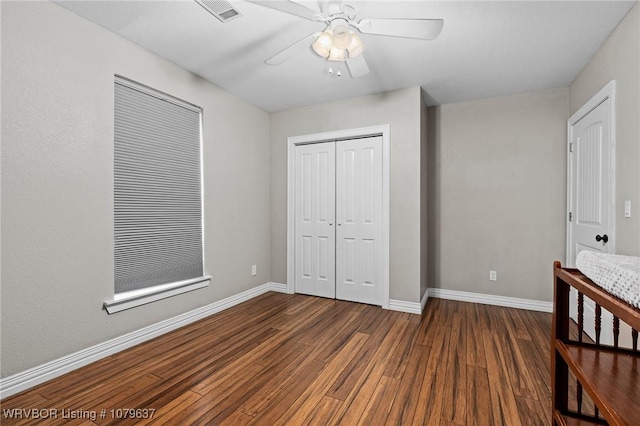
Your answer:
(335, 136), (383, 305)
(567, 86), (615, 344)
(294, 142), (335, 298)
(568, 97), (613, 264)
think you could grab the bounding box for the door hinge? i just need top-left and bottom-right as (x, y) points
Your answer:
(569, 212), (573, 222)
(569, 142), (574, 153)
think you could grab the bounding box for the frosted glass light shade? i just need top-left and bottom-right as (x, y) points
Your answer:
(347, 31), (364, 58)
(328, 47), (346, 61)
(332, 23), (352, 49)
(312, 30), (333, 58)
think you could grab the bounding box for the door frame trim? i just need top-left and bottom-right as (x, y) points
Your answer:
(286, 125), (391, 309)
(566, 80), (616, 266)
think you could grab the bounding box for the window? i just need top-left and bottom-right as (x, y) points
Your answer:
(104, 77), (208, 314)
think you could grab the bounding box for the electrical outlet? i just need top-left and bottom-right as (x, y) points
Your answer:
(251, 265), (257, 276)
(489, 270), (497, 281)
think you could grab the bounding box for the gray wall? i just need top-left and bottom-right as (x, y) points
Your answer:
(270, 87), (423, 303)
(1, 2), (271, 377)
(420, 92), (429, 302)
(569, 3), (640, 257)
(427, 88), (569, 302)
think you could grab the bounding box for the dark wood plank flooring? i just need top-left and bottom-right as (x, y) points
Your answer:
(1, 293), (554, 425)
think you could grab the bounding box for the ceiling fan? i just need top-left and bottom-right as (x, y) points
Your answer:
(247, 0), (444, 78)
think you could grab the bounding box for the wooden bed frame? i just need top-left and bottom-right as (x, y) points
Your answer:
(551, 261), (640, 425)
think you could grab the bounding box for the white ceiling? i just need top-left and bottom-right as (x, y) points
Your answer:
(54, 0), (636, 112)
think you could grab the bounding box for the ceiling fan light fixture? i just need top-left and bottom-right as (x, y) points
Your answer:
(347, 31), (364, 58)
(312, 29), (333, 58)
(328, 46), (346, 62)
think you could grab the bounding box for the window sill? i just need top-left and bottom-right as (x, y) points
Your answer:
(103, 276), (211, 314)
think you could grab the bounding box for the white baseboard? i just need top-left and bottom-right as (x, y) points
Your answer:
(421, 289), (429, 312)
(428, 288), (553, 313)
(267, 282), (289, 293)
(388, 299), (422, 315)
(388, 290), (430, 315)
(0, 282), (284, 399)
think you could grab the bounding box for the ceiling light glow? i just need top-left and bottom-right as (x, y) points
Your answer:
(312, 29), (333, 58)
(328, 46), (346, 61)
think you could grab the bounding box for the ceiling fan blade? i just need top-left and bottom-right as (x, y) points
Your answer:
(266, 32), (317, 65)
(346, 54), (370, 78)
(246, 0), (320, 20)
(358, 18), (444, 40)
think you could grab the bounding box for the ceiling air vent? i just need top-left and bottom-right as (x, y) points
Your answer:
(195, 0), (242, 23)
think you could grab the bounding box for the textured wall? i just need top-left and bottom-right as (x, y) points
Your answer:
(1, 1), (271, 377)
(569, 3), (640, 257)
(428, 88), (569, 302)
(270, 88), (423, 303)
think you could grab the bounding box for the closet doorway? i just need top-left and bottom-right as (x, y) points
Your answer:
(286, 125), (390, 308)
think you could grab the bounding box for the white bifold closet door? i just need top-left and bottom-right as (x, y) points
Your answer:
(335, 137), (383, 305)
(294, 142), (336, 299)
(294, 136), (383, 305)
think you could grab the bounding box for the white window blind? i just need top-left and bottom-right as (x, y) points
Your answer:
(114, 77), (204, 295)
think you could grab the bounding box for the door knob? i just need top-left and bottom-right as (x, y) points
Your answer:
(595, 234), (609, 243)
(329, 222), (333, 226)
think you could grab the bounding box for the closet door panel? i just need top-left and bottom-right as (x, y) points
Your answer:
(294, 142), (336, 298)
(336, 136), (383, 305)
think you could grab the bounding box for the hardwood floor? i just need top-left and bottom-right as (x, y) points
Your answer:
(1, 293), (554, 425)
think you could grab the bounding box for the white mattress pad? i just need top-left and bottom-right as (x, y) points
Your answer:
(575, 251), (640, 309)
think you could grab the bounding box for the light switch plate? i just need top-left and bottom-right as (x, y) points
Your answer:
(625, 200), (631, 218)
